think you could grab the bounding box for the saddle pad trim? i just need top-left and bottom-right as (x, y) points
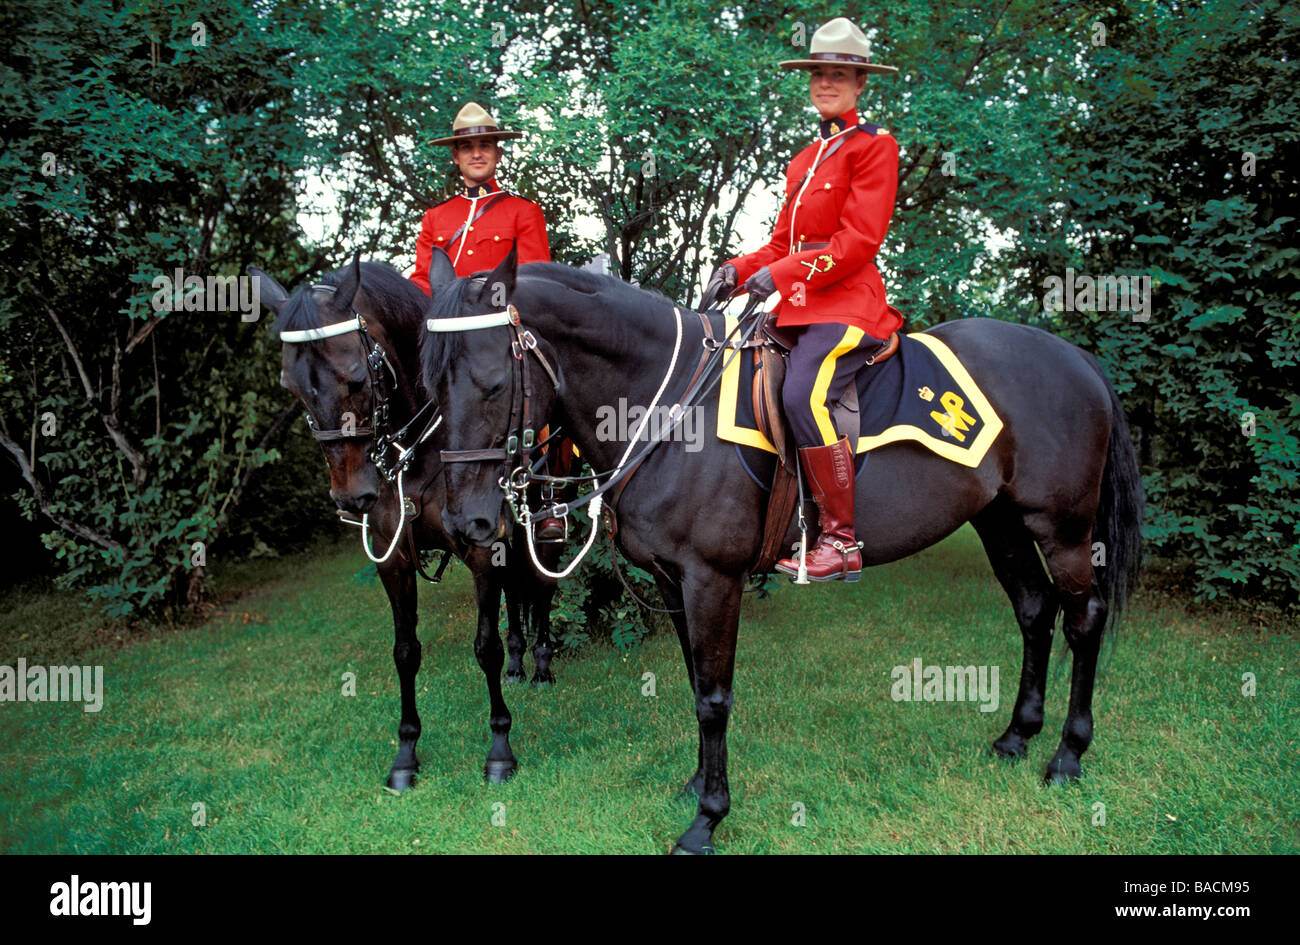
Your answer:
(716, 322), (1003, 470)
(852, 332), (1002, 469)
(718, 316), (777, 453)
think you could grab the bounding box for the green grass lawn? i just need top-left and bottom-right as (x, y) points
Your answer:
(1, 526), (1295, 854)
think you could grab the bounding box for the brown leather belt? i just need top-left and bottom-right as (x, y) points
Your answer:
(794, 240), (830, 252)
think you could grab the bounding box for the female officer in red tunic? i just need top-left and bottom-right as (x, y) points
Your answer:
(704, 18), (901, 582)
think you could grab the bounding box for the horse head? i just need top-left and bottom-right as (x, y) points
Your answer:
(253, 255), (423, 516)
(420, 243), (560, 547)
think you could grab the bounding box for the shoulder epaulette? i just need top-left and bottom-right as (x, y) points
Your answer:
(859, 122), (891, 137)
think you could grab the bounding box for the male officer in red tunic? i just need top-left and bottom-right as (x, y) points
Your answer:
(412, 103), (565, 538)
(410, 102), (551, 291)
(704, 18), (901, 582)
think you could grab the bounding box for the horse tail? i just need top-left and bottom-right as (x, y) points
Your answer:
(1090, 366), (1145, 634)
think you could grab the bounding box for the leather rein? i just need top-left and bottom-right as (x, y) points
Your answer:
(426, 294), (767, 538)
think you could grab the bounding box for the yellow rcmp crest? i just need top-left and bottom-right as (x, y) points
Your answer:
(800, 253), (836, 281)
(918, 386), (935, 402)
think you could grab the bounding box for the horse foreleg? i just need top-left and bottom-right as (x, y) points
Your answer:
(654, 572), (703, 797)
(470, 555), (518, 782)
(672, 570), (743, 855)
(379, 555), (421, 792)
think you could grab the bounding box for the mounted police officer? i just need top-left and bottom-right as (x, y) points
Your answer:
(410, 102), (551, 290)
(705, 17), (902, 583)
(412, 103), (566, 540)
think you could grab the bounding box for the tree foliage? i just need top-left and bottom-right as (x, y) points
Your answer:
(1054, 0), (1299, 606)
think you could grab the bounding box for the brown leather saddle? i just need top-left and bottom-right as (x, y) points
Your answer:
(608, 309), (898, 574)
(749, 315), (899, 573)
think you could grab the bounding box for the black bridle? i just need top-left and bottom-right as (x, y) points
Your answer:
(430, 304), (559, 494)
(426, 295), (765, 525)
(282, 284), (439, 484)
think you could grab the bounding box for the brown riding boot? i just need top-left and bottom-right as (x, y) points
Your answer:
(535, 431), (571, 542)
(775, 436), (862, 582)
(536, 516), (566, 542)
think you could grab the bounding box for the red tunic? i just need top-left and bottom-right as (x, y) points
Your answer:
(726, 110), (902, 339)
(410, 180), (551, 292)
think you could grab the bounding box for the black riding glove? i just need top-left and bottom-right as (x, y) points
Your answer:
(701, 263), (738, 309)
(743, 266), (775, 298)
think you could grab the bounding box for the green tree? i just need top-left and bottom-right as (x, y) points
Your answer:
(1055, 0), (1299, 605)
(0, 0), (320, 613)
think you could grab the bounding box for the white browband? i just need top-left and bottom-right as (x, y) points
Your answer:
(280, 315), (364, 343)
(426, 306), (518, 333)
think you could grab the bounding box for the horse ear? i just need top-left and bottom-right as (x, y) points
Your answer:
(347, 250), (363, 307)
(247, 266), (290, 315)
(427, 246), (456, 295)
(476, 241), (517, 305)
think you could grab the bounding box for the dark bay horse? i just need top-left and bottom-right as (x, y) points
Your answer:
(251, 257), (559, 787)
(419, 247), (1144, 854)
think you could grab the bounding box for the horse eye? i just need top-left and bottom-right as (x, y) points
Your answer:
(483, 382), (505, 400)
(347, 377), (365, 395)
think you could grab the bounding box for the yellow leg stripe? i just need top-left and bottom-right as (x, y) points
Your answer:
(809, 325), (864, 445)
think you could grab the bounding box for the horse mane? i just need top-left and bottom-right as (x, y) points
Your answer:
(420, 262), (681, 387)
(419, 275), (475, 383)
(271, 260), (429, 340)
(517, 262), (672, 306)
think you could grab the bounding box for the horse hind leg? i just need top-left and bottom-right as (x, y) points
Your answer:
(972, 504), (1058, 762)
(1034, 530), (1107, 784)
(527, 566), (558, 687)
(503, 574), (527, 685)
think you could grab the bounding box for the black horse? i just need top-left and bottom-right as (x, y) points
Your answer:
(419, 246), (1144, 854)
(251, 257), (559, 787)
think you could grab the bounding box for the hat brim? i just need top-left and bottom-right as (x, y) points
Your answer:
(429, 130), (524, 146)
(779, 60), (898, 74)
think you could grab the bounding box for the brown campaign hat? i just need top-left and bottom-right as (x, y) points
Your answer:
(780, 18), (898, 74)
(429, 102), (524, 146)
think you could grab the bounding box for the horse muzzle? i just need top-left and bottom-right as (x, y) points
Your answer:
(442, 507), (505, 548)
(331, 487), (379, 516)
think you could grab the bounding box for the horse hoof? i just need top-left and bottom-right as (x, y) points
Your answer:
(992, 734), (1028, 760)
(531, 674), (554, 689)
(669, 841), (714, 855)
(386, 768), (417, 793)
(1043, 755), (1082, 785)
(505, 671), (526, 686)
(484, 759), (517, 784)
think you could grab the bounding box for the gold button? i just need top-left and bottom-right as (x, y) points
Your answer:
(437, 236), (444, 242)
(796, 200), (801, 207)
(494, 235), (500, 242)
(469, 225), (475, 231)
(467, 249), (474, 256)
(824, 183), (831, 190)
(800, 234), (806, 240)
